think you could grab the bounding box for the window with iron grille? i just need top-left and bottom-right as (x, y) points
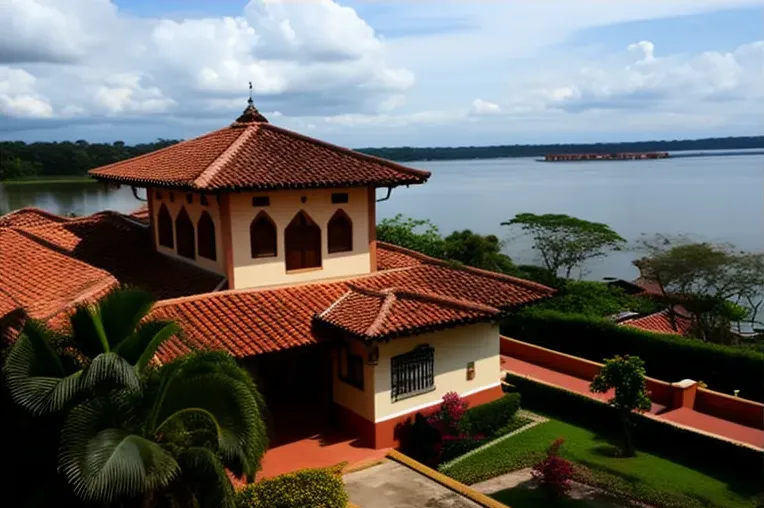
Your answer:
(391, 345), (435, 402)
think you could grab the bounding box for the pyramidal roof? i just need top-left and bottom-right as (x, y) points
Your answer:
(89, 101), (430, 191)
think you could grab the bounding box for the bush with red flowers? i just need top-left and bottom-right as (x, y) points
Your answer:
(532, 439), (575, 499)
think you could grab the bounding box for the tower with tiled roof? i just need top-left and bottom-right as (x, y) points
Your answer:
(89, 101), (430, 290)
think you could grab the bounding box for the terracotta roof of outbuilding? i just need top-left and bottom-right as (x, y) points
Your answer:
(152, 254), (554, 362)
(89, 105), (430, 191)
(0, 207), (72, 228)
(620, 308), (693, 336)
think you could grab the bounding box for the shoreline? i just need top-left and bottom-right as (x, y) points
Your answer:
(1, 176), (98, 185)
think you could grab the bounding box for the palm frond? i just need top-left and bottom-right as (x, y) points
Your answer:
(97, 287), (157, 350)
(114, 320), (180, 372)
(69, 305), (109, 358)
(82, 352), (141, 392)
(175, 447), (235, 508)
(60, 399), (179, 503)
(3, 321), (83, 414)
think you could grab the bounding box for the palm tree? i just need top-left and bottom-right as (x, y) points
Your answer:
(5, 287), (179, 415)
(3, 288), (269, 507)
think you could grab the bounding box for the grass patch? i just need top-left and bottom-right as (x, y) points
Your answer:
(441, 417), (760, 508)
(492, 486), (593, 508)
(1, 176), (97, 185)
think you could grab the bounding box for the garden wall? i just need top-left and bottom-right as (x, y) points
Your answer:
(500, 336), (764, 430)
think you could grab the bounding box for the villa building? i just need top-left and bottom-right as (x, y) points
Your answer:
(0, 101), (553, 451)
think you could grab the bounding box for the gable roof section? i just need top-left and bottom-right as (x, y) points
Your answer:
(152, 259), (554, 363)
(620, 308), (693, 335)
(0, 207), (72, 228)
(89, 122), (430, 191)
(315, 284), (499, 341)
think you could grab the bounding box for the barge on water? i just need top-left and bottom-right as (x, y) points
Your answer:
(541, 152), (669, 162)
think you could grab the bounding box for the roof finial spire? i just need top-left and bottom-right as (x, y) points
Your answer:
(233, 81), (268, 125)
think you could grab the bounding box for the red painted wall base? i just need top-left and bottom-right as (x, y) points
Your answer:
(335, 384), (504, 449)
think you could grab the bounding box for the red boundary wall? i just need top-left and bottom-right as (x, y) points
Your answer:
(501, 336), (763, 430)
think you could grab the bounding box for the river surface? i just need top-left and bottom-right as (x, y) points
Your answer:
(2, 152), (762, 282)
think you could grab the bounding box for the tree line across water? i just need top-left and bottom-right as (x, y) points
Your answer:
(2, 135), (763, 180)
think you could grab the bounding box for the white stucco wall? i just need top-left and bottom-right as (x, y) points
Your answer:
(149, 188), (225, 275)
(227, 187), (372, 289)
(373, 322), (501, 422)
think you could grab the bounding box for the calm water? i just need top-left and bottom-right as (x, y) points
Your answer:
(2, 153), (762, 281)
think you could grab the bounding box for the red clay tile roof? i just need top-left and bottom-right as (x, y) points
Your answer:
(152, 257), (554, 362)
(130, 205), (150, 224)
(316, 284), (499, 340)
(89, 108), (430, 191)
(0, 207), (72, 228)
(621, 308), (693, 335)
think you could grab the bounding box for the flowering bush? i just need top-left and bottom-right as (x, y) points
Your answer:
(532, 439), (575, 499)
(427, 391), (469, 438)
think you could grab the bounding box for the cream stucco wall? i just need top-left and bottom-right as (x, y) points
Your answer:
(227, 187), (372, 289)
(373, 322), (501, 422)
(332, 338), (376, 421)
(149, 188), (225, 275)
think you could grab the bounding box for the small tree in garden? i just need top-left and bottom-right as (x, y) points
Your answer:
(590, 355), (652, 457)
(532, 439), (574, 500)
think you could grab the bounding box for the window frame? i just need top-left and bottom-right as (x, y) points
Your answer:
(327, 209), (353, 254)
(331, 192), (349, 204)
(338, 344), (364, 390)
(391, 345), (435, 402)
(175, 206), (196, 260)
(250, 211), (277, 259)
(157, 203), (174, 249)
(252, 196), (270, 207)
(197, 211), (217, 261)
(284, 210), (322, 271)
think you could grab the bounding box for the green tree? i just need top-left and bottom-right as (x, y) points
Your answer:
(376, 214), (446, 258)
(443, 229), (516, 274)
(502, 213), (626, 278)
(636, 236), (764, 344)
(589, 355), (652, 457)
(533, 280), (660, 318)
(3, 288), (268, 507)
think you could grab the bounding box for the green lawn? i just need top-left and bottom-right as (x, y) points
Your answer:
(1, 176), (96, 185)
(441, 417), (760, 508)
(492, 486), (593, 508)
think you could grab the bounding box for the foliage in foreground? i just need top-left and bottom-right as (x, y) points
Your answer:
(531, 280), (660, 317)
(531, 439), (574, 500)
(501, 308), (764, 401)
(235, 464), (348, 508)
(442, 415), (760, 508)
(3, 288), (268, 507)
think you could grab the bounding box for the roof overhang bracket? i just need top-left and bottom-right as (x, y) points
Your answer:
(376, 187), (393, 202)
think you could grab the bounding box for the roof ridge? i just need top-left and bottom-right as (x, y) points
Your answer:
(193, 124), (258, 188)
(260, 123), (431, 180)
(365, 291), (397, 338)
(0, 206), (72, 225)
(377, 241), (555, 294)
(88, 127), (233, 179)
(392, 288), (499, 314)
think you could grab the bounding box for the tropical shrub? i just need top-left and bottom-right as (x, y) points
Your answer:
(502, 308), (764, 401)
(532, 439), (574, 499)
(427, 391), (469, 437)
(459, 393), (521, 438)
(235, 464), (348, 508)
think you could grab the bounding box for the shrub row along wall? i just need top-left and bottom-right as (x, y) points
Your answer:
(501, 309), (764, 402)
(503, 373), (763, 483)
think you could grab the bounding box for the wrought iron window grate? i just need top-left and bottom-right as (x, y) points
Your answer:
(391, 345), (435, 402)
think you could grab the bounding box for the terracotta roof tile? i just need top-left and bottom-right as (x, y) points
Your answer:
(130, 205), (150, 224)
(152, 260), (554, 362)
(316, 284), (498, 340)
(621, 308), (693, 335)
(89, 116), (430, 191)
(375, 241), (429, 270)
(0, 207), (71, 228)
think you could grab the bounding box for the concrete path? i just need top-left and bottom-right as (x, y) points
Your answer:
(344, 460), (483, 508)
(472, 468), (646, 508)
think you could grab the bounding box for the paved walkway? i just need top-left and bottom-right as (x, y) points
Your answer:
(345, 460), (483, 508)
(472, 468), (644, 508)
(501, 355), (764, 449)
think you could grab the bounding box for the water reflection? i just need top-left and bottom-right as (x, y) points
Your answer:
(0, 182), (142, 216)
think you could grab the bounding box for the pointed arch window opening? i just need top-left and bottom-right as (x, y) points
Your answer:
(197, 211), (217, 261)
(175, 207), (196, 260)
(328, 209), (353, 254)
(157, 203), (173, 249)
(250, 211), (277, 258)
(285, 211), (321, 271)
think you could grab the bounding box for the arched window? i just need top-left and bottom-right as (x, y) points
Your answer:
(157, 203), (173, 248)
(197, 211), (216, 261)
(175, 207), (195, 259)
(285, 211), (321, 271)
(250, 211), (277, 258)
(328, 209), (353, 253)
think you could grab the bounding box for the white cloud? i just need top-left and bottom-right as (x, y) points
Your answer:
(627, 41), (656, 63)
(470, 99), (502, 116)
(0, 68), (53, 118)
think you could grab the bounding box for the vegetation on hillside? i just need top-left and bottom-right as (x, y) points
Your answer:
(2, 136), (763, 180)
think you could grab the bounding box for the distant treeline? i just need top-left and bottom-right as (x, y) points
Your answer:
(1, 135), (763, 180)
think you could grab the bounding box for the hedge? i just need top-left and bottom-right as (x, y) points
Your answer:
(235, 464), (348, 508)
(459, 392), (521, 438)
(503, 373), (764, 483)
(502, 309), (764, 401)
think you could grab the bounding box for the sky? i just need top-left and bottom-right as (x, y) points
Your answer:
(0, 0), (762, 147)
